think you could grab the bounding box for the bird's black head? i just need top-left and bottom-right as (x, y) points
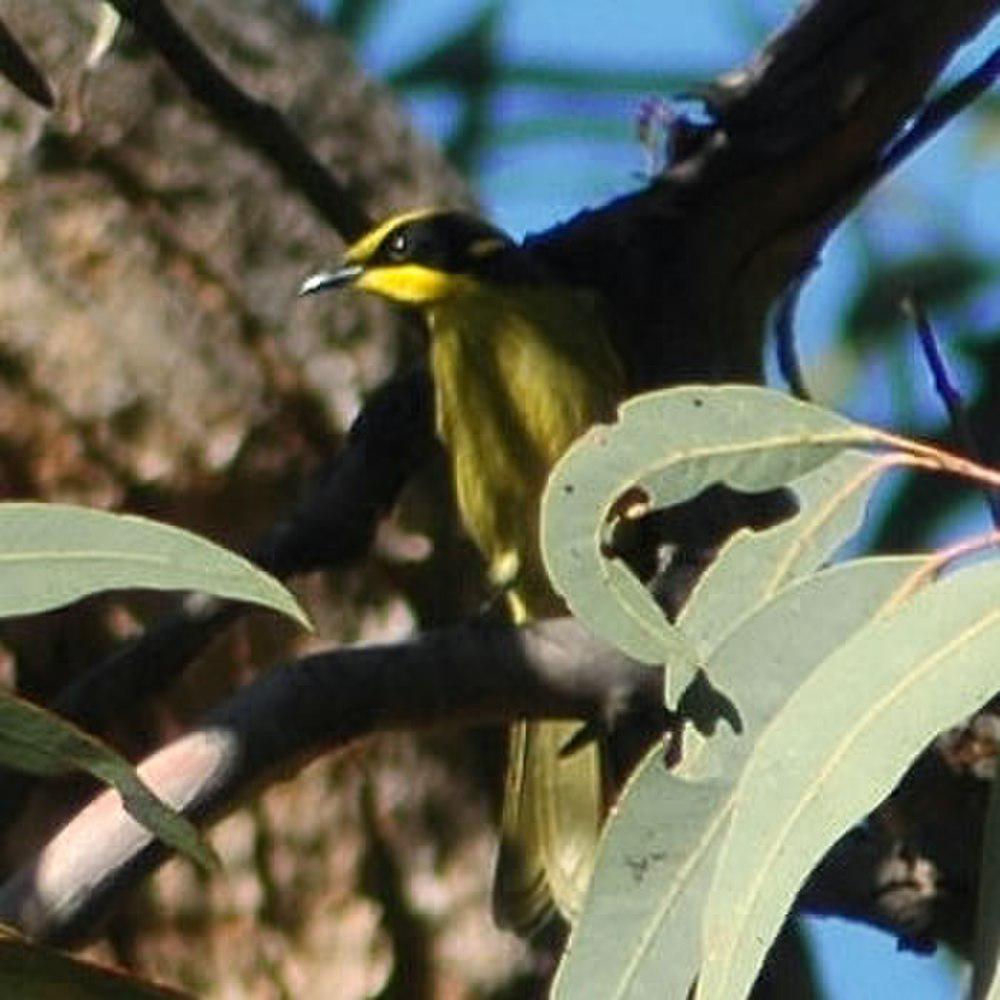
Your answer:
(299, 209), (524, 304)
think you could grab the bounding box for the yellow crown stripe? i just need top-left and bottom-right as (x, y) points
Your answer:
(344, 207), (443, 265)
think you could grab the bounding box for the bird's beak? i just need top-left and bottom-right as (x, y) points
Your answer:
(298, 264), (364, 297)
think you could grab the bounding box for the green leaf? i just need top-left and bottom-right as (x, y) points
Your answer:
(541, 385), (883, 685)
(0, 691), (217, 872)
(679, 451), (887, 653)
(0, 926), (192, 997)
(553, 556), (929, 1000)
(0, 503), (309, 628)
(698, 560), (1000, 1000)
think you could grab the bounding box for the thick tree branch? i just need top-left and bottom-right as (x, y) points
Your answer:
(528, 0), (998, 389)
(0, 610), (975, 957)
(0, 617), (661, 946)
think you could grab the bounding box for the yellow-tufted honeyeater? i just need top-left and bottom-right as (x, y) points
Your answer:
(301, 209), (625, 937)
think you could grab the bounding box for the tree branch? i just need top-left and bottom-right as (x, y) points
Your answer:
(527, 0), (998, 389)
(0, 609), (974, 957)
(0, 14), (54, 108)
(0, 617), (661, 946)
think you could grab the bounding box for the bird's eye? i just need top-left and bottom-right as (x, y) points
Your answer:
(387, 231), (409, 260)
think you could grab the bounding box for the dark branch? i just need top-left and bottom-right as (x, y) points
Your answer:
(0, 15), (54, 108)
(527, 1), (1000, 389)
(875, 45), (1000, 186)
(904, 294), (1000, 529)
(0, 608), (969, 956)
(774, 268), (813, 401)
(801, 827), (950, 954)
(0, 617), (661, 946)
(107, 0), (370, 241)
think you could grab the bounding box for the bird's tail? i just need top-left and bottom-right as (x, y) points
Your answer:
(492, 717), (605, 937)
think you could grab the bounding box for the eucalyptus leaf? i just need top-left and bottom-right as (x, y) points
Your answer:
(554, 556), (930, 1000)
(0, 691), (216, 872)
(0, 503), (308, 627)
(542, 385), (883, 685)
(0, 926), (192, 997)
(679, 451), (886, 654)
(698, 561), (1000, 1000)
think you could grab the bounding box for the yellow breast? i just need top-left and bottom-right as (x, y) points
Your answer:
(427, 283), (623, 616)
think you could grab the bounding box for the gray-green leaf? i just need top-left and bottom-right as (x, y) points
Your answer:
(698, 560), (1000, 1000)
(0, 691), (216, 872)
(679, 451), (886, 655)
(0, 503), (308, 627)
(554, 555), (930, 1000)
(542, 386), (883, 688)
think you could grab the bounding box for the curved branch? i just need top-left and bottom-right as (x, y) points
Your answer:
(0, 617), (661, 946)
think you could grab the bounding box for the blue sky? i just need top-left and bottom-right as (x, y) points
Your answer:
(306, 1), (998, 995)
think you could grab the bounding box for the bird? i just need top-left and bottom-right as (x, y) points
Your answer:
(300, 208), (625, 938)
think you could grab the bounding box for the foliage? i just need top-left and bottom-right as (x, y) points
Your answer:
(0, 503), (308, 997)
(0, 924), (191, 998)
(544, 384), (1000, 998)
(0, 503), (309, 624)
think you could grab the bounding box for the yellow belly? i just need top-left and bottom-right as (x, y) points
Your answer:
(428, 282), (624, 934)
(429, 284), (622, 616)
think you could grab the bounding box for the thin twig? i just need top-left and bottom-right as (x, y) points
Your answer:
(107, 0), (370, 240)
(903, 293), (1000, 530)
(873, 45), (1000, 187)
(0, 15), (54, 108)
(774, 267), (814, 400)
